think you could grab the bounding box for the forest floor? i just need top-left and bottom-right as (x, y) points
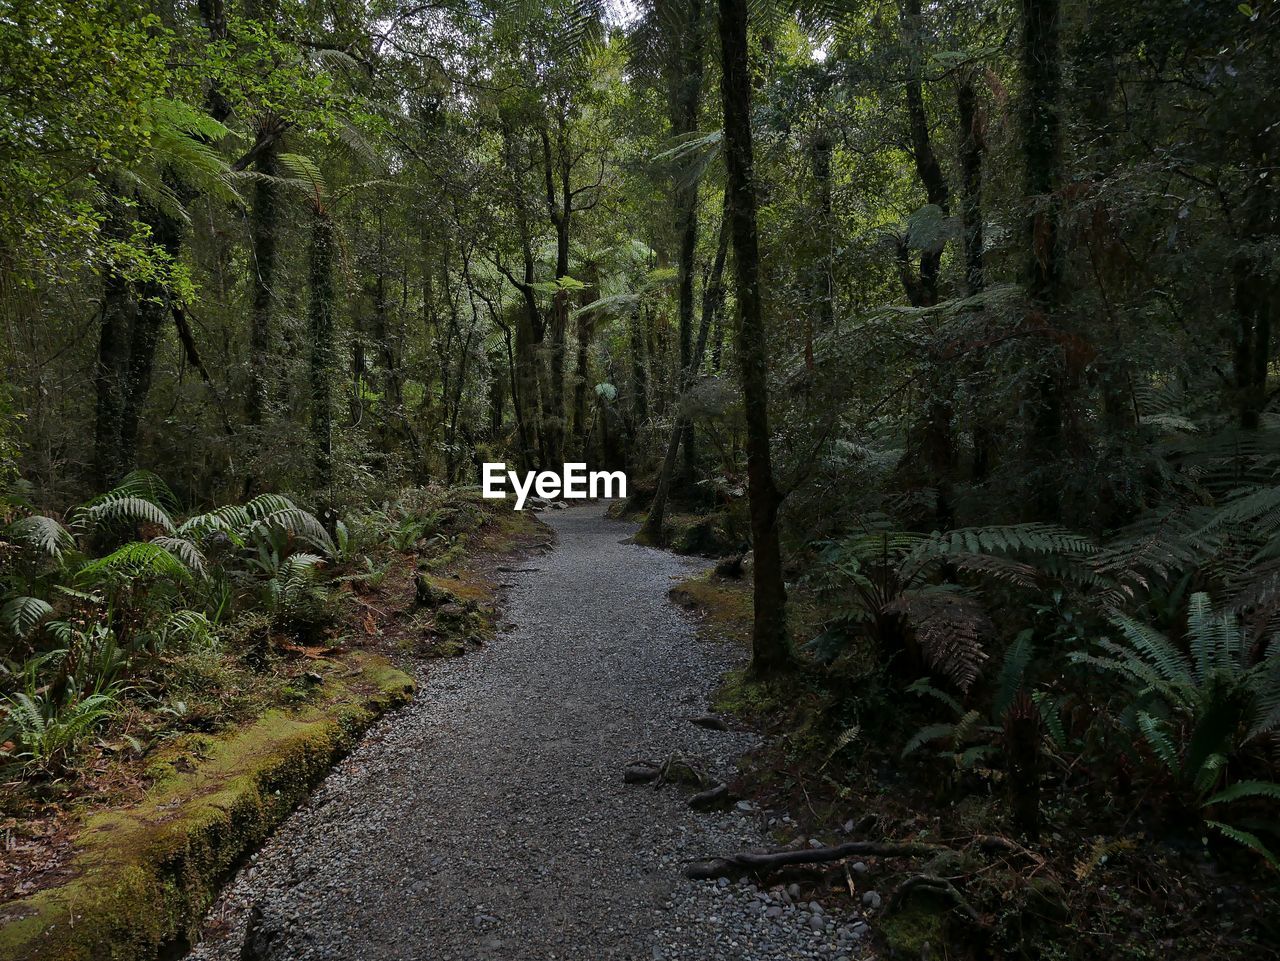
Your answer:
(186, 502), (877, 961)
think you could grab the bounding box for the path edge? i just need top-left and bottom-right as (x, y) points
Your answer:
(0, 653), (415, 961)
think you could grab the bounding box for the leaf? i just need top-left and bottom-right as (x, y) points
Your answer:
(902, 722), (955, 758)
(1204, 780), (1280, 806)
(905, 204), (950, 254)
(1, 597), (53, 638)
(7, 516), (75, 559)
(1205, 820), (1278, 867)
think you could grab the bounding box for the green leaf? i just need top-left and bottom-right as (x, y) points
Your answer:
(1204, 780), (1280, 806)
(1205, 820), (1278, 867)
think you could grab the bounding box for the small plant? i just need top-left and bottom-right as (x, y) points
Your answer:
(1074, 593), (1280, 862)
(0, 660), (120, 774)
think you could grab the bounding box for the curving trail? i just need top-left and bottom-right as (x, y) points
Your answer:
(188, 503), (869, 961)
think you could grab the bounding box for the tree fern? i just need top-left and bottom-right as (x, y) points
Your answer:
(76, 541), (191, 586)
(81, 495), (176, 534)
(0, 596), (53, 638)
(7, 515), (75, 559)
(256, 508), (336, 556)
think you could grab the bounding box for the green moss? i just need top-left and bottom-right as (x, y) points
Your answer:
(880, 893), (949, 958)
(0, 654), (413, 961)
(670, 572), (754, 646)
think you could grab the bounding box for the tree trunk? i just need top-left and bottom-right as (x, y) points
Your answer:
(1022, 0), (1065, 518)
(957, 76), (993, 482)
(670, 0), (706, 488)
(248, 142), (278, 428)
(573, 264), (600, 455)
(640, 201), (726, 544)
(308, 207), (335, 490)
(630, 305), (649, 432)
(93, 202), (181, 489)
(718, 0), (790, 674)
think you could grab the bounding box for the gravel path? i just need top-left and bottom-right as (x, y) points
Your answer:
(187, 503), (873, 961)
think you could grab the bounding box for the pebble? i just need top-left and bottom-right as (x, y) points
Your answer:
(184, 506), (870, 961)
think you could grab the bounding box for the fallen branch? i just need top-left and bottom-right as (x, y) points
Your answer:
(685, 839), (947, 880)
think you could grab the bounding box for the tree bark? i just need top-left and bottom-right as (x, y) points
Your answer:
(247, 139), (279, 429)
(308, 207), (335, 490)
(93, 202), (182, 489)
(717, 0), (790, 675)
(957, 75), (993, 482)
(669, 0), (707, 487)
(1022, 0), (1065, 518)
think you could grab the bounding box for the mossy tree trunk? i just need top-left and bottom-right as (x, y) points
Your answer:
(308, 206), (335, 491)
(718, 0), (790, 675)
(93, 201), (182, 489)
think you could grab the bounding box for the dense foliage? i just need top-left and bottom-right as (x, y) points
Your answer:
(2, 0), (1278, 955)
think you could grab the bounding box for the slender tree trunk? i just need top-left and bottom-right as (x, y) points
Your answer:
(630, 305), (649, 431)
(670, 0), (706, 487)
(248, 142), (278, 428)
(809, 129), (835, 340)
(308, 207), (335, 490)
(1022, 0), (1065, 518)
(643, 198), (728, 544)
(901, 0), (949, 308)
(93, 267), (132, 489)
(718, 0), (790, 674)
(957, 76), (993, 482)
(572, 265), (600, 456)
(119, 207), (180, 472)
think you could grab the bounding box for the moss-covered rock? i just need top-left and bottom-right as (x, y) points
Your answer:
(0, 654), (413, 961)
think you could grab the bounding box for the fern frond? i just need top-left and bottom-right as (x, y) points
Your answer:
(150, 536), (207, 577)
(7, 515), (75, 559)
(245, 493), (298, 519)
(889, 590), (991, 692)
(1137, 712), (1181, 777)
(1110, 614), (1192, 684)
(76, 541), (190, 586)
(83, 496), (176, 534)
(901, 722), (955, 758)
(1205, 780), (1280, 806)
(177, 504), (251, 539)
(1, 596), (53, 638)
(1205, 820), (1279, 867)
(993, 631), (1034, 718)
(258, 509), (335, 556)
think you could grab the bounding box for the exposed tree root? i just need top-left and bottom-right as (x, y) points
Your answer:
(890, 873), (985, 927)
(684, 839), (947, 880)
(688, 783), (735, 810)
(623, 753), (712, 789)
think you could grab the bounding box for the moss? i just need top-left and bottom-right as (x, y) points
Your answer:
(670, 572), (754, 646)
(0, 654), (413, 961)
(879, 892), (950, 958)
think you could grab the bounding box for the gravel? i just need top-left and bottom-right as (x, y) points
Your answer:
(186, 503), (873, 961)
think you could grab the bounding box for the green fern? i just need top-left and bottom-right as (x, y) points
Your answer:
(81, 495), (176, 534)
(7, 515), (75, 559)
(76, 541), (191, 587)
(1, 596), (53, 638)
